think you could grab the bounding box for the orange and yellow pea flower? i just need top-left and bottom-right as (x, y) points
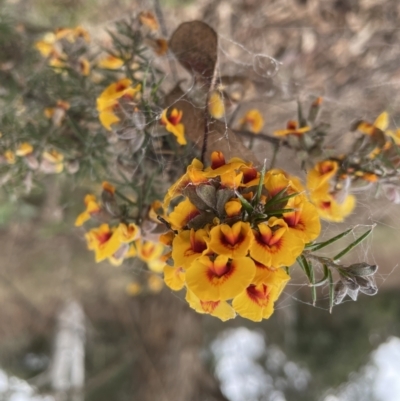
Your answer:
(172, 228), (208, 269)
(274, 120), (311, 137)
(168, 198), (200, 230)
(207, 221), (253, 259)
(307, 160), (338, 193)
(357, 111), (389, 135)
(75, 194), (102, 226)
(282, 196), (321, 243)
(310, 190), (355, 223)
(185, 254), (256, 302)
(4, 150), (16, 164)
(208, 91), (225, 119)
(96, 79), (141, 131)
(139, 11), (159, 31)
(164, 265), (186, 291)
(186, 290), (236, 322)
(160, 108), (186, 145)
(250, 218), (304, 267)
(232, 269), (289, 322)
(239, 109), (264, 134)
(97, 55), (125, 69)
(16, 143), (34, 157)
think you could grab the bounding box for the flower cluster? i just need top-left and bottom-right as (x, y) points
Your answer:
(35, 26), (91, 75)
(76, 182), (167, 271)
(161, 151), (321, 321)
(1, 142), (66, 174)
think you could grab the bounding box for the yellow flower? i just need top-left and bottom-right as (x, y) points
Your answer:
(85, 224), (121, 263)
(208, 91), (225, 119)
(55, 26), (90, 42)
(274, 120), (310, 137)
(207, 221), (253, 259)
(163, 158), (206, 209)
(139, 11), (159, 31)
(186, 290), (236, 321)
(239, 109), (264, 134)
(98, 55), (125, 69)
(307, 160), (338, 193)
(282, 197), (321, 243)
(310, 190), (355, 223)
(224, 199), (242, 217)
(148, 259), (165, 273)
(34, 33), (56, 57)
(96, 79), (141, 131)
(185, 254), (256, 301)
(232, 278), (288, 322)
(4, 150), (15, 164)
(118, 223), (140, 243)
(75, 194), (102, 227)
(102, 181), (115, 194)
(160, 108), (186, 145)
(136, 240), (165, 262)
(42, 150), (64, 173)
(357, 111), (389, 135)
(172, 228), (208, 269)
(164, 265), (186, 290)
(16, 143), (34, 157)
(168, 198), (200, 230)
(250, 218), (305, 267)
(386, 129), (400, 145)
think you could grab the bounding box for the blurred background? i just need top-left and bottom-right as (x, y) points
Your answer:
(1, 0), (400, 400)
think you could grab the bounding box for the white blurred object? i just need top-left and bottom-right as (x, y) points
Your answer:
(0, 368), (54, 401)
(50, 300), (85, 399)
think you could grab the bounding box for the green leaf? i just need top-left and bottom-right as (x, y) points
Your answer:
(305, 227), (354, 251)
(310, 264), (329, 287)
(254, 159), (267, 206)
(265, 191), (298, 207)
(333, 226), (375, 261)
(328, 268), (334, 313)
(266, 208), (295, 216)
(235, 191), (254, 214)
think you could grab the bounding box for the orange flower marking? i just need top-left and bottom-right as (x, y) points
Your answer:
(240, 166), (259, 187)
(185, 255), (256, 301)
(207, 221), (253, 258)
(232, 284), (273, 321)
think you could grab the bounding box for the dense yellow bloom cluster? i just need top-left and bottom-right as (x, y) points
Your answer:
(161, 151), (321, 321)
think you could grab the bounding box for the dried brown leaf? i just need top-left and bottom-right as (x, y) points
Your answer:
(169, 21), (218, 88)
